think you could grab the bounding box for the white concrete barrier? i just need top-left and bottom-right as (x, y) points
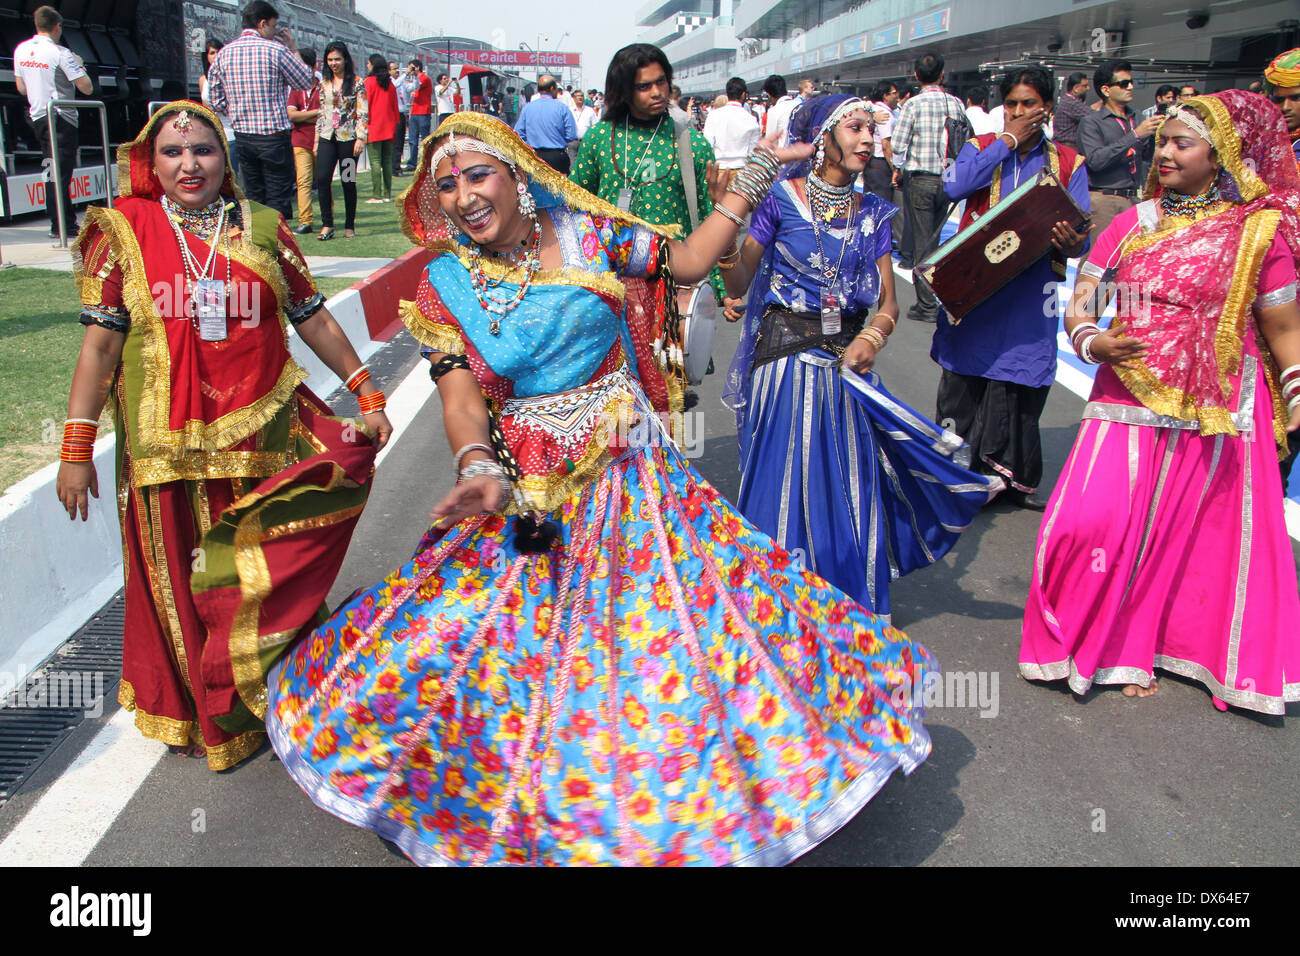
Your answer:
(0, 287), (387, 686)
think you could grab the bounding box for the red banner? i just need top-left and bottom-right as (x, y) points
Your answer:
(445, 49), (581, 67)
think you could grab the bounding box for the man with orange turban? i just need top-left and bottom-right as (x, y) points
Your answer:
(1265, 48), (1300, 164)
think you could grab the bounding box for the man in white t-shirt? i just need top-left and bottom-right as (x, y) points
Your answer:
(702, 76), (760, 170)
(964, 87), (998, 136)
(761, 74), (799, 146)
(434, 73), (460, 126)
(567, 88), (598, 168)
(13, 5), (93, 239)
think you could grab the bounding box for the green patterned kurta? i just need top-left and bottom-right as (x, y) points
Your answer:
(571, 118), (725, 301)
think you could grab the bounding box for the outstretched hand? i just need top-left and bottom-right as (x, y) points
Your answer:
(430, 475), (507, 525)
(756, 129), (815, 167)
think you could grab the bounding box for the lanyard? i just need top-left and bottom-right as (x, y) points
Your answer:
(616, 117), (665, 188)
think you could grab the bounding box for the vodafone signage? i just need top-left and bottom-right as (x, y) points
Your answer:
(3, 164), (118, 217)
(449, 50), (581, 67)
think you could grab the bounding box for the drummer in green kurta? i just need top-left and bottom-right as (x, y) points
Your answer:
(572, 43), (727, 305)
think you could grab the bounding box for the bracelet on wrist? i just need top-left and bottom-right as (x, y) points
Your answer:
(1077, 330), (1101, 364)
(345, 366), (371, 394)
(714, 204), (746, 228)
(453, 442), (495, 472)
(357, 389), (387, 414)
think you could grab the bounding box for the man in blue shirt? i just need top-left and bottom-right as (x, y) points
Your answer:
(933, 67), (1090, 510)
(515, 76), (578, 173)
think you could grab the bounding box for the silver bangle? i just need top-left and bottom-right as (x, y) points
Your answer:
(458, 458), (511, 505)
(453, 442), (495, 472)
(714, 203), (746, 228)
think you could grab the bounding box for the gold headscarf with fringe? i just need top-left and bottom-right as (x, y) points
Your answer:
(396, 111), (680, 250)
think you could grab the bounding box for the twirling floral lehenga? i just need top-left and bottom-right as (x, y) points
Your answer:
(265, 114), (935, 865)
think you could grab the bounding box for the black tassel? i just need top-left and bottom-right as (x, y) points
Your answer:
(514, 514), (560, 554)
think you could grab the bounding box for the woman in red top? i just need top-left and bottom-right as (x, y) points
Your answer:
(364, 54), (399, 202)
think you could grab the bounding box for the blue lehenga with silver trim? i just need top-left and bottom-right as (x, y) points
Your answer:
(725, 183), (992, 618)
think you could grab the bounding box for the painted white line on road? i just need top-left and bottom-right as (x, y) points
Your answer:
(0, 351), (440, 864)
(0, 708), (166, 866)
(375, 356), (437, 468)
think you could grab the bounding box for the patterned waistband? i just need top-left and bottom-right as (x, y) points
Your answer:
(501, 365), (642, 419)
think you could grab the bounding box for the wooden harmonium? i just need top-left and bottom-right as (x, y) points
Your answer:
(917, 170), (1088, 322)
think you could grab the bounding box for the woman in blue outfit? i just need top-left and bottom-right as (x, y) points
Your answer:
(722, 95), (991, 619)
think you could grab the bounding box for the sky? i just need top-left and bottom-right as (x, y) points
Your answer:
(354, 0), (640, 90)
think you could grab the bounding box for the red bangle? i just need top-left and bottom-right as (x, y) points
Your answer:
(345, 367), (371, 393)
(357, 389), (386, 414)
(60, 442), (94, 463)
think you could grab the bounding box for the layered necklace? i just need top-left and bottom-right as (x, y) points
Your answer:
(466, 215), (542, 334)
(1160, 182), (1222, 220)
(806, 168), (855, 224)
(806, 168), (857, 290)
(161, 194), (227, 240)
(162, 195), (231, 332)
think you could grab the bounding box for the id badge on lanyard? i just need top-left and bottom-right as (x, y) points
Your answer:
(820, 292), (842, 336)
(616, 187), (633, 212)
(194, 278), (228, 342)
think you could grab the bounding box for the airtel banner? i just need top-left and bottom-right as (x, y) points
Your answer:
(450, 50), (581, 67)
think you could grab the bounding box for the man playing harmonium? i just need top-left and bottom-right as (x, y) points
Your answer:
(932, 66), (1090, 510)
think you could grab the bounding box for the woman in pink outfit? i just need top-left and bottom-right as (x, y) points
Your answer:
(1020, 90), (1300, 714)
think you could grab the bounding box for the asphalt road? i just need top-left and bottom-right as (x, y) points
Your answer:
(3, 273), (1297, 867)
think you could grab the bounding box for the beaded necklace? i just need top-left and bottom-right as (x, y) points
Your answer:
(1160, 183), (1222, 219)
(466, 215), (541, 334)
(805, 170), (858, 291)
(161, 195), (227, 240)
(806, 168), (855, 224)
(162, 195), (231, 332)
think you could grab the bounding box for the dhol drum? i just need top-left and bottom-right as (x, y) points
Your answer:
(680, 281), (719, 386)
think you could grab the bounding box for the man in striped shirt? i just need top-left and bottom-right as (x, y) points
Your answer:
(207, 0), (314, 220)
(890, 51), (966, 322)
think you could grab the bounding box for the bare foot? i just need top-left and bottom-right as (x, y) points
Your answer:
(168, 743), (207, 758)
(1121, 678), (1159, 698)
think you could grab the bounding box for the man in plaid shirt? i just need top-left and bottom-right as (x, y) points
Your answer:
(890, 51), (966, 323)
(207, 0), (314, 220)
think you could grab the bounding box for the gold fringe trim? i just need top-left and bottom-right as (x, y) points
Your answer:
(131, 451), (290, 488)
(228, 469), (366, 721)
(118, 679), (264, 770)
(509, 387), (640, 515)
(399, 297), (466, 353)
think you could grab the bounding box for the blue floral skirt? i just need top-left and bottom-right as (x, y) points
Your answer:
(266, 432), (935, 865)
